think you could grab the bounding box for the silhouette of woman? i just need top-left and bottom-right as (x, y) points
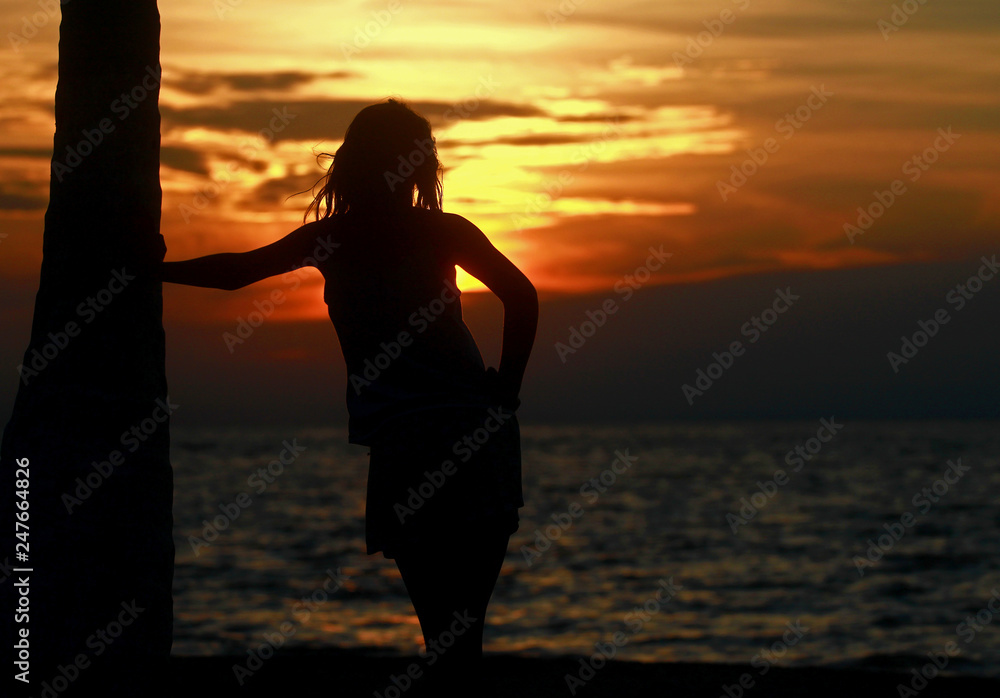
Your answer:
(160, 99), (538, 692)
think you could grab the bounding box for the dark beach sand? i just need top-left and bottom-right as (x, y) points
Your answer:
(170, 649), (1000, 697)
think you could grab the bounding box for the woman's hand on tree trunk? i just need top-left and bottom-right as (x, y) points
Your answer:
(123, 232), (167, 282)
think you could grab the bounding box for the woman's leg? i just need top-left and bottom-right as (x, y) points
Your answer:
(394, 524), (511, 689)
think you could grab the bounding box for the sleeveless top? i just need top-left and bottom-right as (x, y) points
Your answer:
(316, 209), (495, 446)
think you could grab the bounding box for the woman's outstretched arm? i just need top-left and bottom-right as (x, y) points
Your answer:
(447, 214), (539, 405)
(161, 221), (329, 290)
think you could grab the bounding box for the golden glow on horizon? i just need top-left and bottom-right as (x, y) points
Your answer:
(0, 0), (996, 327)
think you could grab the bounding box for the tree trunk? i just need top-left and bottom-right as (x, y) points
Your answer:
(1, 1), (171, 695)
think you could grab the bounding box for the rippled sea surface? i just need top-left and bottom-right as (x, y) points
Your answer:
(171, 420), (1000, 677)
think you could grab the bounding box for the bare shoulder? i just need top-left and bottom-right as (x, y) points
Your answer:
(292, 216), (342, 264)
(436, 210), (476, 230)
(425, 210), (532, 298)
(404, 209), (483, 259)
(410, 208), (472, 229)
(430, 210), (486, 246)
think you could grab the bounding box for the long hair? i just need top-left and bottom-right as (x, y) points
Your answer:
(305, 99), (443, 220)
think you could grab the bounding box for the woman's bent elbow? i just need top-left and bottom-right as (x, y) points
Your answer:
(505, 283), (538, 316)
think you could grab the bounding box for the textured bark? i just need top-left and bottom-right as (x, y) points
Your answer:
(1, 1), (171, 695)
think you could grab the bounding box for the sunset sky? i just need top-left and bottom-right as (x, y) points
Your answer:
(1, 0), (998, 423)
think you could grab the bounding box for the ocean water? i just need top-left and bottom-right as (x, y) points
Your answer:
(170, 420), (1000, 677)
